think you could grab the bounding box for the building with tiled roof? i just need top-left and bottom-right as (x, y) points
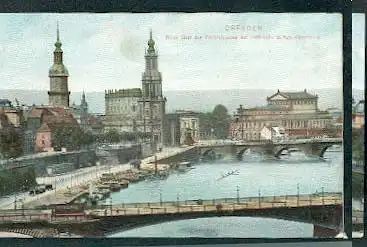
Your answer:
(34, 111), (80, 153)
(229, 89), (334, 141)
(353, 99), (364, 129)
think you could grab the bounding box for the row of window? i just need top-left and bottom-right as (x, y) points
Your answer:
(232, 119), (328, 129)
(233, 132), (261, 140)
(107, 104), (138, 113)
(182, 120), (198, 129)
(269, 100), (315, 105)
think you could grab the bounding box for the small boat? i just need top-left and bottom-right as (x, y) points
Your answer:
(119, 180), (129, 189)
(179, 161), (191, 167)
(217, 169), (239, 180)
(109, 183), (121, 192)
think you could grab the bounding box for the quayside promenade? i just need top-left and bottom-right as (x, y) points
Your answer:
(14, 146), (195, 209)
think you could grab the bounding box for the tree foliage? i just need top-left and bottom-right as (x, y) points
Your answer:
(199, 104), (230, 139)
(0, 166), (37, 196)
(0, 127), (23, 158)
(98, 129), (150, 143)
(52, 127), (96, 151)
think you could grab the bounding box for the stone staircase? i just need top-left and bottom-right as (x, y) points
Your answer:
(0, 227), (59, 238)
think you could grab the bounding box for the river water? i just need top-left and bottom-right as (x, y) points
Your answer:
(108, 150), (343, 238)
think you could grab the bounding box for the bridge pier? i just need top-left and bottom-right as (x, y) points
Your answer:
(313, 225), (339, 238)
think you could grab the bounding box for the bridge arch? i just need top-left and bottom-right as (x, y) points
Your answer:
(236, 148), (249, 160)
(101, 205), (342, 237)
(201, 149), (217, 161)
(274, 147), (291, 158)
(319, 144), (339, 158)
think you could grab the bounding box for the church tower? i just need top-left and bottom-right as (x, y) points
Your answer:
(48, 22), (70, 107)
(139, 30), (166, 149)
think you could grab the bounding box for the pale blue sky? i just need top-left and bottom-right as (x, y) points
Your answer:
(352, 13), (365, 90)
(0, 13), (342, 92)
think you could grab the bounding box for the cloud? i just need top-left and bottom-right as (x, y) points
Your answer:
(0, 13), (343, 92)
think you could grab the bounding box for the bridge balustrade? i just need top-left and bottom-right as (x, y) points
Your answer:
(0, 213), (50, 223)
(91, 192), (341, 211)
(87, 192), (342, 217)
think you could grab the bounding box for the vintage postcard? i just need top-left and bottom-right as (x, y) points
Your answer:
(352, 13), (365, 238)
(0, 13), (344, 238)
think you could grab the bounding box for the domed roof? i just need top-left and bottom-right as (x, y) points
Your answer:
(49, 64), (69, 76)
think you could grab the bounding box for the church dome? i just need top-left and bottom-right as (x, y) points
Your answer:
(49, 64), (69, 76)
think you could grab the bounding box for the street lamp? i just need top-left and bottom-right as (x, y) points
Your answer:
(20, 199), (24, 216)
(109, 196), (113, 215)
(297, 183), (300, 206)
(14, 194), (17, 211)
(236, 185), (240, 204)
(321, 187), (324, 205)
(159, 191), (162, 206)
(258, 189), (261, 208)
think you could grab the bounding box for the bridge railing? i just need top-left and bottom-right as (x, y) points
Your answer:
(88, 193), (342, 217)
(0, 213), (51, 223)
(89, 192), (342, 213)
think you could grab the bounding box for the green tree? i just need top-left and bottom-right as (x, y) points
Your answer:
(0, 127), (23, 158)
(52, 127), (75, 151)
(198, 112), (214, 138)
(211, 104), (230, 139)
(100, 129), (121, 143)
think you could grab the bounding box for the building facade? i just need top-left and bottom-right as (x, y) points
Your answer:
(229, 90), (333, 141)
(48, 23), (70, 108)
(163, 110), (200, 146)
(177, 111), (200, 145)
(104, 89), (142, 133)
(103, 30), (166, 148)
(260, 125), (287, 141)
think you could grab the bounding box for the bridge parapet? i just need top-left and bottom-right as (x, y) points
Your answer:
(198, 138), (342, 159)
(87, 192), (342, 215)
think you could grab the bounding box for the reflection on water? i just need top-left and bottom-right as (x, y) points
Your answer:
(108, 151), (342, 238)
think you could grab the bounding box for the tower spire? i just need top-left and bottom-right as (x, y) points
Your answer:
(147, 28), (155, 53)
(57, 20), (60, 41)
(54, 21), (62, 51)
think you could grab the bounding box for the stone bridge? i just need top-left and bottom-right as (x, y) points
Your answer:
(197, 138), (342, 160)
(0, 192), (343, 237)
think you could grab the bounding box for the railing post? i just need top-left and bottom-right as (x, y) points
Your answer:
(236, 185), (240, 204)
(258, 190), (261, 208)
(297, 183), (300, 207)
